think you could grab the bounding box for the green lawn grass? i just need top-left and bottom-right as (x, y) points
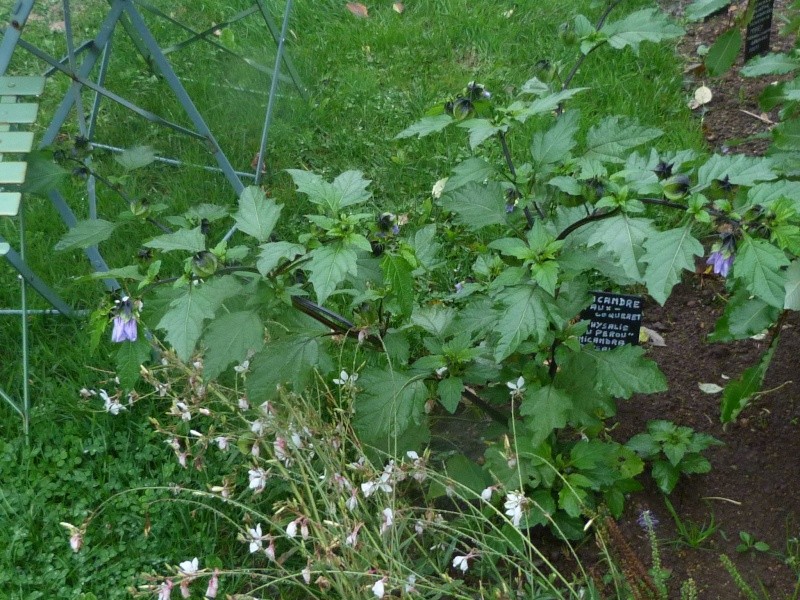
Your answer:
(0, 0), (705, 596)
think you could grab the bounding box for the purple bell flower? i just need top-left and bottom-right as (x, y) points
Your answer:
(111, 297), (138, 343)
(706, 250), (733, 278)
(706, 233), (736, 278)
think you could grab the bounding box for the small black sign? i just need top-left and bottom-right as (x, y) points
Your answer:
(744, 0), (775, 61)
(579, 291), (643, 351)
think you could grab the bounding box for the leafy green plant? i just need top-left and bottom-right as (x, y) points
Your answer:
(737, 530), (772, 554)
(626, 421), (723, 493)
(664, 497), (720, 549)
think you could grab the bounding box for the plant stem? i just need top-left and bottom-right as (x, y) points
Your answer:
(498, 130), (541, 224)
(555, 208), (619, 241)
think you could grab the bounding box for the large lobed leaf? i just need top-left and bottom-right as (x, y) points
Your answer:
(696, 154), (775, 189)
(306, 243), (359, 304)
(586, 214), (654, 281)
(685, 0), (732, 21)
(602, 8), (684, 54)
(235, 187), (282, 242)
(354, 368), (428, 445)
(584, 345), (667, 399)
(531, 111), (580, 175)
(441, 181), (508, 230)
(145, 226), (206, 253)
(741, 53), (800, 77)
(583, 116), (662, 164)
(734, 236), (790, 308)
(202, 310), (265, 380)
(493, 285), (550, 362)
(642, 226), (703, 305)
(55, 219), (118, 251)
(395, 114), (453, 139)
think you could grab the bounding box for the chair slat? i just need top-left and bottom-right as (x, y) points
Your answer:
(0, 131), (35, 153)
(0, 103), (39, 124)
(0, 76), (46, 96)
(0, 192), (22, 217)
(0, 162), (28, 184)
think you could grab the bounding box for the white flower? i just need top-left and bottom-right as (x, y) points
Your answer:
(234, 359), (250, 374)
(506, 376), (525, 396)
(100, 389), (126, 415)
(237, 396), (249, 410)
(432, 178), (448, 199)
(302, 566), (311, 584)
(248, 468), (268, 492)
(452, 555), (470, 572)
(333, 370), (358, 386)
(345, 522), (363, 547)
(404, 575), (417, 594)
(248, 523), (264, 553)
(346, 490), (358, 511)
(178, 557), (199, 576)
(265, 537), (276, 561)
(214, 436), (228, 451)
(480, 486), (495, 502)
(372, 577), (386, 598)
(157, 580), (173, 600)
(380, 508), (394, 535)
(250, 419), (266, 435)
(504, 491), (528, 527)
(286, 519), (299, 538)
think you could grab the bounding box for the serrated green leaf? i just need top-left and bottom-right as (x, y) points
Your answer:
(519, 385), (570, 446)
(531, 111), (580, 174)
(247, 335), (324, 400)
(19, 151), (68, 195)
(354, 368), (427, 445)
(652, 460), (680, 493)
(202, 311), (264, 380)
(489, 237), (533, 259)
(381, 253), (414, 318)
(256, 241), (305, 276)
(729, 296), (780, 337)
(696, 154), (775, 189)
(333, 170), (372, 207)
(602, 8), (684, 54)
(784, 261), (800, 310)
(773, 118), (800, 151)
(184, 203), (229, 223)
(457, 118), (500, 149)
(585, 345), (667, 399)
(734, 236), (789, 308)
(686, 0), (732, 21)
(705, 27), (741, 76)
(156, 286), (218, 361)
(55, 219), (118, 251)
(747, 180), (800, 210)
(643, 226), (703, 305)
(412, 224), (442, 270)
(586, 214), (654, 280)
(511, 89), (587, 123)
(395, 114), (454, 139)
(742, 52), (800, 77)
(286, 169), (340, 212)
(493, 285), (549, 361)
(88, 265), (144, 281)
(114, 145), (156, 170)
(443, 158), (495, 193)
(411, 305), (456, 337)
(235, 187), (282, 242)
(306, 243), (358, 304)
(721, 337), (779, 422)
(115, 336), (151, 389)
(583, 116), (662, 164)
(441, 181), (507, 230)
(144, 227), (206, 253)
(438, 376), (463, 413)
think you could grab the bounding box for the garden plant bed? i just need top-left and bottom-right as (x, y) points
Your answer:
(609, 1), (800, 596)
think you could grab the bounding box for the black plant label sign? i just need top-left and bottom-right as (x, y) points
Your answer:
(744, 0), (775, 61)
(579, 291), (643, 351)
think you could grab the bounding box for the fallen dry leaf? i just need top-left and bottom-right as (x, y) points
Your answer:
(688, 84), (713, 110)
(393, 2), (405, 13)
(49, 20), (65, 33)
(346, 2), (369, 18)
